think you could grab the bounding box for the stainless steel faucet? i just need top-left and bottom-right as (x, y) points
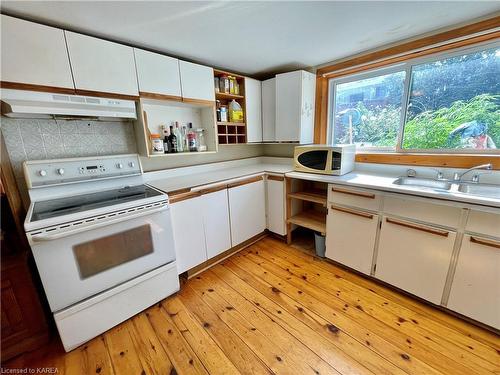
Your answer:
(452, 163), (492, 182)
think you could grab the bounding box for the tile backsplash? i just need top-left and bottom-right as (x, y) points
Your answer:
(1, 117), (137, 206)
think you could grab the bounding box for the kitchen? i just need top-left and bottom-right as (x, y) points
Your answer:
(0, 2), (499, 374)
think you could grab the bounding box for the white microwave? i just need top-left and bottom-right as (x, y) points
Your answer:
(293, 144), (355, 175)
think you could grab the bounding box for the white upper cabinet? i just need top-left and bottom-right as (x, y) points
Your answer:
(65, 31), (138, 96)
(276, 70), (316, 144)
(1, 15), (74, 89)
(262, 78), (276, 142)
(245, 77), (262, 143)
(134, 49), (181, 98)
(179, 61), (215, 102)
(275, 70), (315, 143)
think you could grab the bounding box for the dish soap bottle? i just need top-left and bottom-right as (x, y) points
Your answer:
(228, 100), (244, 123)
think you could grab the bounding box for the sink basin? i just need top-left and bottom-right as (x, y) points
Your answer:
(393, 177), (452, 190)
(457, 183), (500, 199)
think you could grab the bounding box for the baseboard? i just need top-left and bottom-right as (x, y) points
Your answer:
(186, 232), (269, 279)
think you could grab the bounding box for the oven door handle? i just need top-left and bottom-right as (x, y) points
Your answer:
(30, 205), (169, 243)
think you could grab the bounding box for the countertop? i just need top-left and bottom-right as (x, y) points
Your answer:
(145, 159), (293, 194)
(285, 171), (500, 208)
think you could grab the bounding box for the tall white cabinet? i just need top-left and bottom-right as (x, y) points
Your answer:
(245, 78), (263, 143)
(0, 15), (74, 90)
(275, 70), (316, 143)
(65, 31), (139, 96)
(262, 78), (276, 142)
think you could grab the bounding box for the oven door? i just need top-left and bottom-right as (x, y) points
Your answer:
(29, 205), (175, 312)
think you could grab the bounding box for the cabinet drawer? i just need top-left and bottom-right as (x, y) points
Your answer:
(328, 185), (381, 211)
(383, 195), (461, 228)
(448, 235), (500, 329)
(465, 210), (500, 237)
(376, 217), (456, 304)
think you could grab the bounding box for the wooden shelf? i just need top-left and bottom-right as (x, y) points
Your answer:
(287, 210), (326, 234)
(216, 92), (244, 100)
(288, 189), (327, 207)
(217, 121), (246, 126)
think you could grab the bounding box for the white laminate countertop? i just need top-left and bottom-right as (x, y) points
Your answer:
(285, 171), (500, 208)
(145, 157), (293, 193)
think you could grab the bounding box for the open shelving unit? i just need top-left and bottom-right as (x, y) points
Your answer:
(134, 97), (218, 157)
(286, 178), (328, 244)
(214, 69), (247, 145)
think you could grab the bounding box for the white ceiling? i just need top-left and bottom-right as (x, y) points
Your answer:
(1, 1), (499, 78)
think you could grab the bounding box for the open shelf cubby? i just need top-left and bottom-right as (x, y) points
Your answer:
(134, 98), (217, 157)
(214, 69), (247, 145)
(286, 178), (328, 243)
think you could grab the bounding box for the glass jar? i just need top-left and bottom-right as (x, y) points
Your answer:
(195, 129), (207, 152)
(150, 133), (164, 154)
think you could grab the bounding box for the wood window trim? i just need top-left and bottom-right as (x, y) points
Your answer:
(313, 16), (500, 169)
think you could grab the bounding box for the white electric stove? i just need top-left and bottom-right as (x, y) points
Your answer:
(23, 154), (179, 352)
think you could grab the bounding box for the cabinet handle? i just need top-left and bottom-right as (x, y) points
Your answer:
(470, 236), (500, 249)
(267, 175), (284, 182)
(169, 190), (201, 204)
(228, 175), (263, 188)
(385, 218), (449, 237)
(331, 205), (373, 219)
(331, 187), (375, 199)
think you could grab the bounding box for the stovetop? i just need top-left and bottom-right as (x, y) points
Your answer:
(31, 184), (163, 222)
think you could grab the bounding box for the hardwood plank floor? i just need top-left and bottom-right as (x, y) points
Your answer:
(3, 236), (499, 374)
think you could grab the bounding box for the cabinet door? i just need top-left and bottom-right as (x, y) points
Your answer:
(170, 197), (207, 274)
(228, 178), (266, 246)
(179, 61), (215, 102)
(262, 78), (276, 142)
(1, 15), (74, 89)
(299, 71), (316, 144)
(245, 78), (262, 143)
(275, 71), (302, 142)
(201, 189), (232, 259)
(134, 49), (181, 98)
(266, 177), (286, 235)
(65, 31), (138, 96)
(448, 235), (500, 329)
(376, 217), (456, 304)
(326, 206), (378, 275)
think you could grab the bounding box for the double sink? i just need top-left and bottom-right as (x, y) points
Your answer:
(393, 177), (499, 199)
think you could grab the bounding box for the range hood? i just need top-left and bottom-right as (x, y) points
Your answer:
(1, 89), (137, 120)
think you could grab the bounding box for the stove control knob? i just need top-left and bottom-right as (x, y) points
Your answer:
(129, 162), (135, 168)
(38, 170), (47, 177)
(56, 168), (65, 175)
(116, 163), (123, 169)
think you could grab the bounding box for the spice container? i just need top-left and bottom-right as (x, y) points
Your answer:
(219, 75), (230, 93)
(220, 105), (228, 122)
(150, 133), (164, 154)
(214, 77), (220, 93)
(229, 76), (236, 94)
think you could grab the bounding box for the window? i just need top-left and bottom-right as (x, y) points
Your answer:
(329, 42), (500, 153)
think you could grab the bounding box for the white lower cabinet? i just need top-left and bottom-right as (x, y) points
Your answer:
(447, 234), (500, 329)
(326, 206), (378, 275)
(375, 217), (456, 304)
(266, 177), (286, 235)
(228, 178), (266, 246)
(201, 189), (232, 259)
(170, 196), (207, 274)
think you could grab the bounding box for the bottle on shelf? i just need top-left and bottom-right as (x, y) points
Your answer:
(196, 128), (207, 152)
(220, 105), (228, 122)
(162, 125), (171, 153)
(182, 125), (189, 152)
(216, 100), (222, 122)
(168, 125), (178, 153)
(174, 122), (183, 152)
(220, 75), (230, 93)
(229, 99), (244, 122)
(187, 123), (197, 152)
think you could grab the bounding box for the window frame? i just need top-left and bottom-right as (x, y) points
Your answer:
(327, 39), (500, 154)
